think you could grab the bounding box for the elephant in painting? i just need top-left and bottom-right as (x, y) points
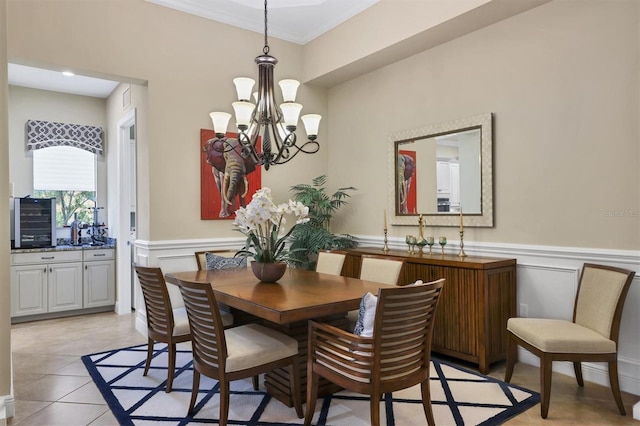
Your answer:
(397, 153), (415, 214)
(203, 137), (256, 217)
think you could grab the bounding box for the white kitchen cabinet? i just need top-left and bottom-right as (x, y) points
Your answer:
(83, 249), (115, 308)
(11, 250), (83, 317)
(48, 262), (83, 312)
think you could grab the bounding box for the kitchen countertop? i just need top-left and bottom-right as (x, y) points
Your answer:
(11, 239), (116, 253)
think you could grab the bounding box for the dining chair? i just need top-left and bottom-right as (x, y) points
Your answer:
(194, 250), (240, 271)
(347, 254), (406, 330)
(315, 250), (347, 276)
(133, 265), (227, 392)
(359, 254), (406, 285)
(304, 278), (445, 426)
(505, 263), (635, 418)
(175, 277), (304, 424)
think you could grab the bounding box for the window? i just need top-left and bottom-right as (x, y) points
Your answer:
(33, 146), (96, 226)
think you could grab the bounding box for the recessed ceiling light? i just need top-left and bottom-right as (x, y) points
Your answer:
(62, 71), (75, 77)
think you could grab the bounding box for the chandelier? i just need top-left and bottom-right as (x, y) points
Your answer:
(209, 0), (321, 170)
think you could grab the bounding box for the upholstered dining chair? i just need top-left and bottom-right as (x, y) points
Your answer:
(315, 250), (347, 276)
(347, 254), (406, 330)
(194, 250), (241, 271)
(505, 263), (635, 419)
(175, 277), (304, 425)
(359, 254), (406, 285)
(304, 278), (445, 426)
(133, 265), (228, 392)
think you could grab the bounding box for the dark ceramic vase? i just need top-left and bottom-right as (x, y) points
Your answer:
(250, 261), (287, 282)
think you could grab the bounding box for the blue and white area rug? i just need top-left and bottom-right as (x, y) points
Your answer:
(82, 343), (539, 425)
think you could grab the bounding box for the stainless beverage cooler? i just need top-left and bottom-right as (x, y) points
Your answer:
(14, 197), (57, 248)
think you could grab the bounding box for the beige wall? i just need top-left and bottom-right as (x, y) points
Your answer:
(0, 0), (11, 416)
(8, 86), (109, 210)
(327, 0), (640, 250)
(7, 0), (328, 242)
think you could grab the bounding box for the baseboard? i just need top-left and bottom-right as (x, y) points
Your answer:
(0, 394), (15, 421)
(518, 349), (640, 396)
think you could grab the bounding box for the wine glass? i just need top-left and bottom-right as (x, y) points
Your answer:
(439, 236), (447, 255)
(426, 237), (435, 255)
(405, 235), (413, 254)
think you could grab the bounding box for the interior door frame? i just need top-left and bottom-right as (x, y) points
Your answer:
(115, 108), (136, 315)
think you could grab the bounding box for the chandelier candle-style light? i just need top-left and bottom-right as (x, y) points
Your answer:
(210, 0), (321, 170)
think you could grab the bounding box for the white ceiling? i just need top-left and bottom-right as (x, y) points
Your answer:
(145, 0), (379, 45)
(8, 0), (378, 99)
(8, 63), (121, 99)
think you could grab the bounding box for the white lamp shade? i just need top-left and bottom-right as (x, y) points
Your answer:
(232, 101), (255, 127)
(276, 123), (289, 139)
(209, 112), (231, 134)
(233, 77), (255, 101)
(301, 114), (321, 136)
(278, 79), (300, 102)
(280, 103), (302, 127)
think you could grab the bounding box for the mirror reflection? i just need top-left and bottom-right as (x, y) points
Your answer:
(388, 113), (493, 227)
(396, 127), (481, 215)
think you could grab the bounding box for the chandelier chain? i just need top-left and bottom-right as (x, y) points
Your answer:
(263, 0), (269, 55)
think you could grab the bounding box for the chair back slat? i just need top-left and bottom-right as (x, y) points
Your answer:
(375, 279), (444, 383)
(134, 266), (175, 337)
(175, 279), (228, 374)
(574, 263), (635, 340)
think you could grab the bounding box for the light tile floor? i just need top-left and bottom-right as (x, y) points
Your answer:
(7, 312), (640, 425)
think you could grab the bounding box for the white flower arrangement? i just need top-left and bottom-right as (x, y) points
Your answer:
(234, 187), (310, 263)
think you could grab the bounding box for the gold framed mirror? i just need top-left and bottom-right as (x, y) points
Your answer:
(387, 113), (493, 227)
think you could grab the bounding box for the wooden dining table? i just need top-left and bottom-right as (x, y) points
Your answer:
(164, 267), (387, 407)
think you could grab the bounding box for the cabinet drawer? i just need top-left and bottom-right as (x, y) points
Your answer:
(12, 250), (83, 265)
(83, 249), (115, 261)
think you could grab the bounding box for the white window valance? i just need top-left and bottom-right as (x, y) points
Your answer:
(26, 119), (104, 156)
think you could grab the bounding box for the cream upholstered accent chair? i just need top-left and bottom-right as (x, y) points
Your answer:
(315, 250), (347, 276)
(133, 265), (229, 392)
(505, 263), (635, 419)
(305, 279), (445, 426)
(175, 277), (303, 425)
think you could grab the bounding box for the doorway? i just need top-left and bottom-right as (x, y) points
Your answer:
(116, 108), (136, 314)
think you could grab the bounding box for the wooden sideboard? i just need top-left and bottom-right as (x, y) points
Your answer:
(343, 248), (517, 374)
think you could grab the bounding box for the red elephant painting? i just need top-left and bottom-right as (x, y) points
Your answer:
(200, 129), (262, 220)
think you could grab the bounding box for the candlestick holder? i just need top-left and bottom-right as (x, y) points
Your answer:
(458, 230), (467, 257)
(382, 229), (389, 253)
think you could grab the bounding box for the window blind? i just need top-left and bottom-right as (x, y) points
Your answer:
(33, 146), (96, 191)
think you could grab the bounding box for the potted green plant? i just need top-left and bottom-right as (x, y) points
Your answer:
(288, 175), (358, 270)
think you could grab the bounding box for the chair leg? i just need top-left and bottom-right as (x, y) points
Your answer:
(540, 355), (553, 419)
(252, 375), (259, 390)
(421, 379), (436, 426)
(573, 362), (584, 387)
(143, 337), (154, 376)
(304, 371), (319, 426)
(369, 394), (381, 426)
(289, 357), (303, 418)
(608, 360), (626, 415)
(219, 379), (230, 426)
(188, 370), (200, 416)
(504, 333), (517, 383)
(166, 343), (176, 392)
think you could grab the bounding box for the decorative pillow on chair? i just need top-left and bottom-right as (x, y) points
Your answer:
(353, 292), (378, 337)
(205, 252), (247, 270)
(353, 279), (425, 337)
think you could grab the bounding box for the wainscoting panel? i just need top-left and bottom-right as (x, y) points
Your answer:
(131, 236), (640, 396)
